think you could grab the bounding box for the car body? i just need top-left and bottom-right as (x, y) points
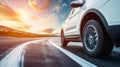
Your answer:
(61, 0), (120, 58)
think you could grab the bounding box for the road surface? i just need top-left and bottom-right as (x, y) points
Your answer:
(0, 36), (120, 67)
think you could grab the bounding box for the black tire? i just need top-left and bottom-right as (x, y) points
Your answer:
(82, 19), (113, 58)
(61, 31), (68, 47)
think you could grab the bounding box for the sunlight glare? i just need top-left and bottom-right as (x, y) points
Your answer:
(18, 9), (31, 21)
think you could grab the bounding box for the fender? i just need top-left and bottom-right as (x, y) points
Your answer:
(80, 9), (111, 39)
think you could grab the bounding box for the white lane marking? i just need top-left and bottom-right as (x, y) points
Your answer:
(21, 48), (25, 67)
(49, 40), (97, 67)
(0, 40), (42, 67)
(0, 43), (27, 67)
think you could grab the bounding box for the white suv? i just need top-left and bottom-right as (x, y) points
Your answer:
(61, 0), (120, 58)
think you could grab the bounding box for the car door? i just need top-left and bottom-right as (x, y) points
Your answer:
(64, 7), (81, 36)
(64, 8), (75, 36)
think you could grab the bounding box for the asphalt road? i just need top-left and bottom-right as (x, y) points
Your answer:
(0, 36), (40, 60)
(0, 36), (120, 67)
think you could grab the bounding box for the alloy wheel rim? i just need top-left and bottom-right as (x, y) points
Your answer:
(84, 25), (98, 51)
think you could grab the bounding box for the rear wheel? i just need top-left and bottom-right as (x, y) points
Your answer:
(61, 31), (68, 47)
(82, 19), (113, 58)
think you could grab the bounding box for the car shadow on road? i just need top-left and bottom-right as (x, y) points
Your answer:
(62, 45), (120, 67)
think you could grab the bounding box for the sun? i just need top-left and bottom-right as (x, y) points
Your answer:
(18, 9), (31, 21)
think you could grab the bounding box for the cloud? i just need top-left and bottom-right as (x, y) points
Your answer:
(41, 28), (54, 33)
(0, 2), (31, 31)
(28, 13), (60, 33)
(52, 4), (61, 13)
(0, 2), (20, 22)
(54, 5), (60, 10)
(63, 3), (67, 7)
(28, 0), (52, 12)
(0, 20), (30, 31)
(58, 0), (62, 3)
(0, 0), (61, 34)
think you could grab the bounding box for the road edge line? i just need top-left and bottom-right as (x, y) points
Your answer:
(0, 40), (42, 67)
(49, 40), (97, 67)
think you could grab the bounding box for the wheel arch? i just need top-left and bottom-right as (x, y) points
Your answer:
(80, 9), (112, 42)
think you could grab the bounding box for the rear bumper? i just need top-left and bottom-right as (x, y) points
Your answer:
(108, 25), (120, 46)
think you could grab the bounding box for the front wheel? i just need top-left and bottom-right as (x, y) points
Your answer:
(82, 19), (113, 58)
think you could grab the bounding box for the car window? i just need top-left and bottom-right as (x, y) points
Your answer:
(68, 8), (75, 18)
(71, 9), (75, 15)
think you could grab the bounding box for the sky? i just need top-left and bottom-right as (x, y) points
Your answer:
(0, 0), (73, 34)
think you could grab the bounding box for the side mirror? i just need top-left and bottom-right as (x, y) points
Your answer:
(70, 0), (85, 8)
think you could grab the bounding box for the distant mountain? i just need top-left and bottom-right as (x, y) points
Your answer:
(0, 25), (59, 37)
(0, 25), (39, 37)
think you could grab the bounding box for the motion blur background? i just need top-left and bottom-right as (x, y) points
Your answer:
(0, 0), (73, 34)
